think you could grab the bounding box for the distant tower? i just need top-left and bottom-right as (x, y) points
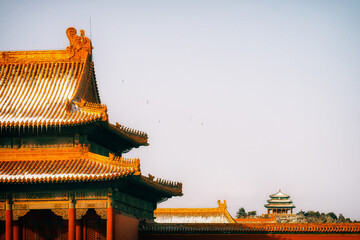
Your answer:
(265, 190), (295, 214)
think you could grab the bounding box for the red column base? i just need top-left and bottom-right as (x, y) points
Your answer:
(75, 220), (81, 240)
(13, 221), (20, 240)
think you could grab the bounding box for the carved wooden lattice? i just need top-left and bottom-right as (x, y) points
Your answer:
(21, 210), (68, 240)
(94, 208), (107, 219)
(58, 220), (68, 240)
(86, 220), (96, 240)
(0, 210), (4, 221)
(0, 221), (5, 240)
(13, 209), (29, 220)
(76, 208), (88, 220)
(86, 219), (106, 240)
(51, 209), (68, 220)
(25, 213), (67, 240)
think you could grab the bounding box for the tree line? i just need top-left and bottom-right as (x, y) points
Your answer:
(236, 207), (256, 218)
(236, 207), (355, 223)
(297, 210), (353, 223)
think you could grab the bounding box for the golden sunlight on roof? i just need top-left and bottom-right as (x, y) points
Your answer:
(0, 28), (103, 127)
(0, 27), (147, 146)
(154, 200), (235, 223)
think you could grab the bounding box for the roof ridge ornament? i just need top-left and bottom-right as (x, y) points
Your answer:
(66, 27), (92, 59)
(217, 200), (227, 209)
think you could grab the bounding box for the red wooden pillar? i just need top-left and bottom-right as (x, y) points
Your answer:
(69, 202), (76, 240)
(75, 220), (81, 240)
(5, 201), (12, 240)
(107, 194), (114, 240)
(13, 221), (20, 240)
(82, 218), (86, 240)
(107, 207), (114, 240)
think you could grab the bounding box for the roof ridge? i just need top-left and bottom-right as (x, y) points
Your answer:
(0, 50), (86, 64)
(0, 144), (90, 161)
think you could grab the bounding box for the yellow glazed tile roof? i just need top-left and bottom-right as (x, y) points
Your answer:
(154, 200), (235, 223)
(0, 145), (141, 183)
(0, 27), (148, 145)
(0, 145), (183, 198)
(0, 60), (105, 126)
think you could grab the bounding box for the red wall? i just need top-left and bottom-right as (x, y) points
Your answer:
(140, 234), (360, 240)
(114, 213), (139, 240)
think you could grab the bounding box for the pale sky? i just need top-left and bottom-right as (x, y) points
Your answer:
(1, 0), (359, 220)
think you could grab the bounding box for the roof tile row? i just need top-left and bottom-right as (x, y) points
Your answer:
(140, 223), (360, 234)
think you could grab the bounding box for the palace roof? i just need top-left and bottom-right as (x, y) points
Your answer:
(0, 145), (182, 196)
(154, 200), (235, 223)
(0, 27), (182, 200)
(0, 27), (147, 146)
(0, 145), (140, 183)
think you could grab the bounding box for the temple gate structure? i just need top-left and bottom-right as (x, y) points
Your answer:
(0, 27), (182, 240)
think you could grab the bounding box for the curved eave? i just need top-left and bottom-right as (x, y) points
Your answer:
(0, 167), (140, 184)
(0, 173), (130, 184)
(264, 204), (296, 209)
(137, 175), (183, 197)
(270, 193), (290, 198)
(0, 147), (142, 185)
(267, 199), (293, 203)
(107, 123), (148, 147)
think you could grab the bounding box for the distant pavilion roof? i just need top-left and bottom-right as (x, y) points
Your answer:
(265, 190), (295, 209)
(269, 190), (290, 198)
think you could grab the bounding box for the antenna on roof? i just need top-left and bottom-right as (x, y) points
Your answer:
(89, 16), (95, 62)
(89, 16), (92, 41)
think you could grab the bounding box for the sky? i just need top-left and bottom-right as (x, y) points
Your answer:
(1, 0), (359, 220)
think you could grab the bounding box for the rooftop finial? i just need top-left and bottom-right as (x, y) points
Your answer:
(66, 27), (92, 59)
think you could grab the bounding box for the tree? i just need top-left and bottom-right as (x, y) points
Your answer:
(338, 214), (345, 223)
(306, 211), (320, 219)
(236, 207), (246, 218)
(327, 212), (338, 221)
(247, 211), (257, 217)
(297, 210), (305, 216)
